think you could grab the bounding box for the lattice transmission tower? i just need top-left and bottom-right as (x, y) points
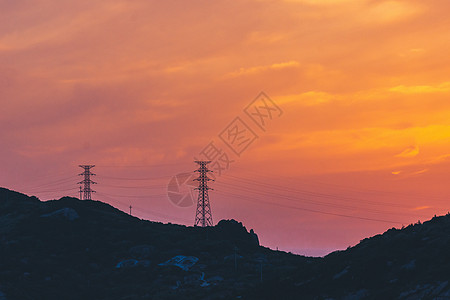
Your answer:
(194, 161), (214, 227)
(78, 165), (96, 200)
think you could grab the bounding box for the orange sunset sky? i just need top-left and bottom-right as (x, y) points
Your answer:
(1, 0), (450, 256)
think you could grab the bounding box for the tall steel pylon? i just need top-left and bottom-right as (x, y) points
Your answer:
(78, 165), (96, 200)
(194, 161), (214, 227)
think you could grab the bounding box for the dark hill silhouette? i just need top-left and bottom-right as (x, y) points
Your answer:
(250, 216), (450, 299)
(1, 187), (449, 299)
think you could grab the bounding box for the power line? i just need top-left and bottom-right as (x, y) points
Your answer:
(95, 190), (167, 199)
(95, 162), (191, 169)
(230, 165), (449, 204)
(214, 181), (424, 218)
(96, 191), (191, 223)
(222, 173), (411, 209)
(99, 175), (174, 181)
(25, 187), (79, 194)
(100, 183), (168, 190)
(21, 176), (79, 191)
(217, 190), (403, 224)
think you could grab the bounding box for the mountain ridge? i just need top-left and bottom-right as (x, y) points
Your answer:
(1, 187), (449, 299)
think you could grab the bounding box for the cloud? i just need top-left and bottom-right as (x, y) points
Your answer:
(413, 206), (431, 211)
(396, 146), (419, 158)
(363, 1), (423, 24)
(389, 82), (450, 94)
(277, 91), (334, 106)
(427, 153), (450, 164)
(412, 168), (428, 175)
(226, 61), (300, 77)
(282, 0), (361, 5)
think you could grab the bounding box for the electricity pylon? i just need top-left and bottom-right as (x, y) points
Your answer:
(78, 165), (96, 200)
(194, 161), (214, 227)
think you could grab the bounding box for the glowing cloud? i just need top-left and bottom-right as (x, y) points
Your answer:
(364, 1), (422, 24)
(396, 146), (419, 158)
(226, 61), (300, 77)
(413, 206), (431, 211)
(412, 169), (428, 175)
(390, 82), (450, 94)
(283, 0), (361, 5)
(277, 91), (334, 106)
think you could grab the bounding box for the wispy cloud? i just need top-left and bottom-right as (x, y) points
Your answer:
(226, 61), (300, 77)
(413, 206), (431, 211)
(277, 91), (334, 106)
(362, 1), (423, 24)
(412, 168), (428, 175)
(390, 82), (450, 94)
(396, 146), (419, 158)
(283, 0), (358, 4)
